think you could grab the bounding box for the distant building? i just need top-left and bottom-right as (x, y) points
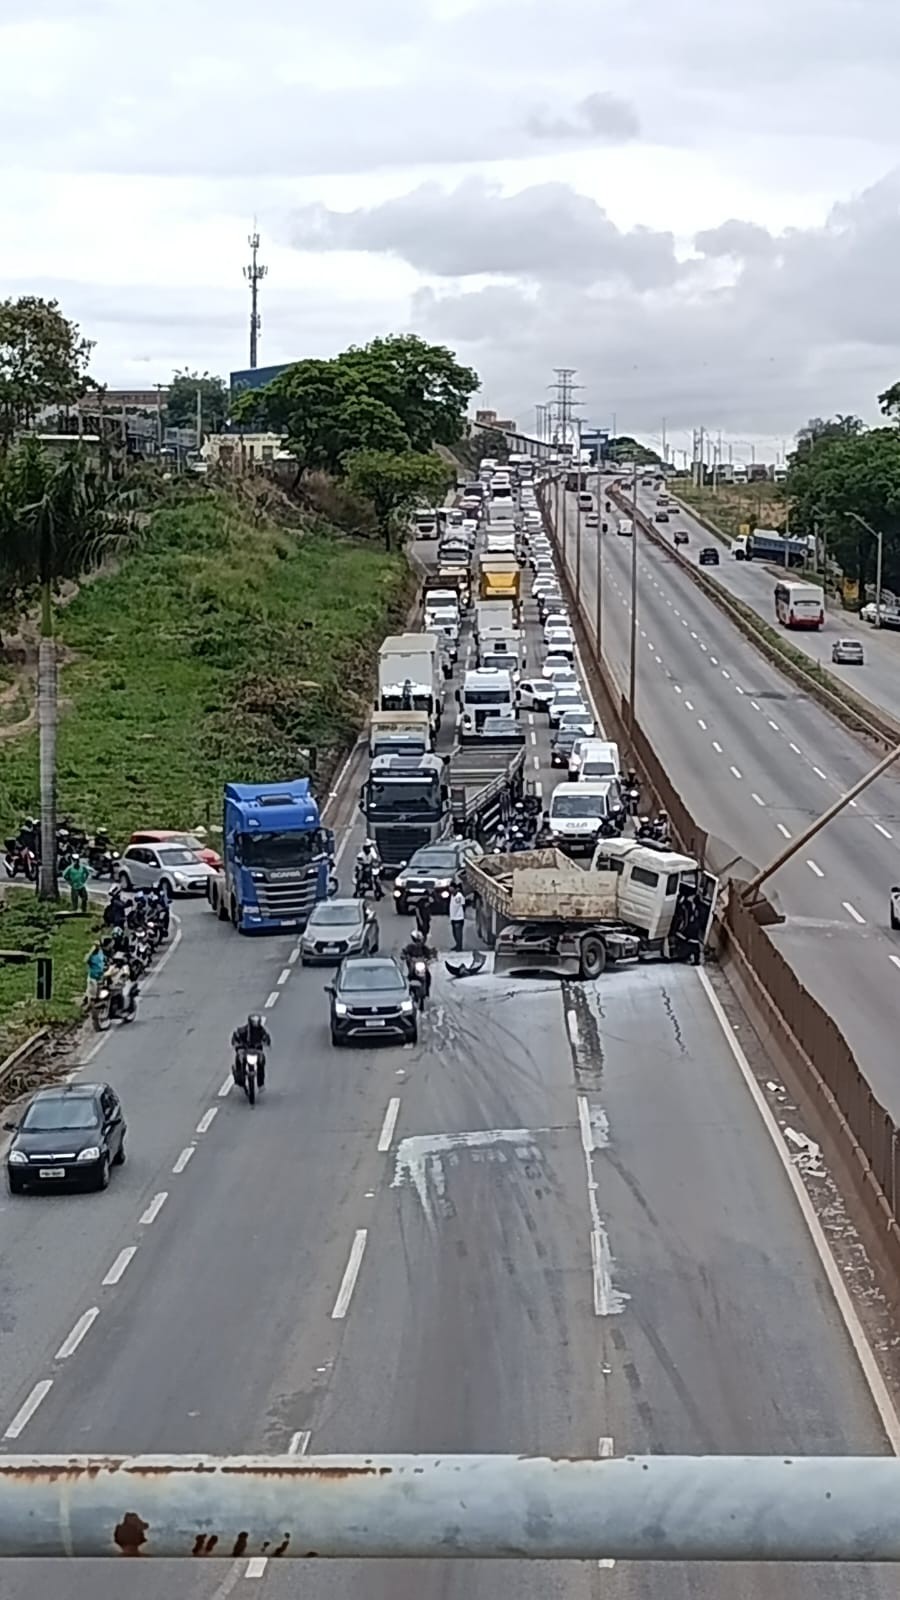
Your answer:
(203, 431), (296, 471)
(78, 388), (167, 412)
(474, 409), (518, 432)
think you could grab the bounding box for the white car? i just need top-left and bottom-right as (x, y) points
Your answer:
(586, 512), (599, 528)
(543, 616), (572, 643)
(542, 654), (576, 679)
(545, 631), (574, 659)
(118, 843), (213, 898)
(517, 677), (556, 712)
(549, 687), (588, 727)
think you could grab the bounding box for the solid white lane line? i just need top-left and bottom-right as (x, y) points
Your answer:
(83, 1037), (107, 1063)
(196, 1107), (218, 1135)
(807, 860), (824, 878)
(777, 823), (792, 838)
(102, 1247), (137, 1287)
(566, 1008), (580, 1049)
(697, 718), (707, 731)
(278, 967), (291, 985)
(577, 1094), (593, 1155)
(843, 901), (866, 925)
(173, 1146), (195, 1174)
(218, 1075), (233, 1098)
(790, 742), (802, 754)
(140, 1192), (168, 1226)
(875, 823), (893, 839)
(4, 1380), (53, 1439)
(265, 990), (280, 1008)
(56, 1307), (100, 1360)
(712, 740), (723, 753)
(698, 967), (900, 1453)
(891, 955), (900, 971)
(730, 765), (742, 779)
(288, 946), (300, 965)
(597, 1436), (616, 1568)
(377, 1097), (401, 1153)
(331, 1230), (368, 1320)
(751, 792), (765, 806)
(813, 766), (828, 781)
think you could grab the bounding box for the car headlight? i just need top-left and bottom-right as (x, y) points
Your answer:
(8, 1150), (27, 1166)
(77, 1147), (101, 1163)
(172, 873), (188, 887)
(400, 998), (414, 1013)
(334, 1001), (348, 1017)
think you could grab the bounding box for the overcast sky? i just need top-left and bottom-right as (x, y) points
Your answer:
(5, 0), (900, 459)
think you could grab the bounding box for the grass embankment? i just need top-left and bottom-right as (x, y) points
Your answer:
(0, 893), (99, 1059)
(0, 486), (415, 842)
(675, 480), (787, 543)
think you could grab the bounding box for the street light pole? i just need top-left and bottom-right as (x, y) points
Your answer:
(575, 430), (583, 602)
(595, 467), (604, 659)
(847, 510), (883, 622)
(628, 461), (639, 735)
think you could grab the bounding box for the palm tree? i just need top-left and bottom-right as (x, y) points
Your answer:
(0, 440), (134, 898)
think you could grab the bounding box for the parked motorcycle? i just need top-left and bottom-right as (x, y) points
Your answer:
(88, 830), (120, 879)
(3, 837), (37, 881)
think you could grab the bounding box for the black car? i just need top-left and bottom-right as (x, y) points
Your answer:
(674, 530), (689, 547)
(6, 1083), (126, 1194)
(300, 897), (379, 965)
(699, 546), (720, 565)
(393, 839), (482, 915)
(326, 956), (417, 1046)
(551, 725), (592, 767)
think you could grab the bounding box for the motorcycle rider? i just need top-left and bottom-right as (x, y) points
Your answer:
(103, 886), (128, 929)
(231, 1013), (271, 1090)
(106, 949), (138, 1018)
(354, 840), (383, 899)
(400, 929), (435, 997)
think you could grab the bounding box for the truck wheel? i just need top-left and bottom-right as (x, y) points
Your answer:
(579, 934), (607, 981)
(216, 890), (229, 922)
(230, 898), (239, 928)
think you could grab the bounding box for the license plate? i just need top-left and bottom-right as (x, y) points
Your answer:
(38, 1167), (66, 1179)
(324, 944), (340, 953)
(366, 1019), (386, 1028)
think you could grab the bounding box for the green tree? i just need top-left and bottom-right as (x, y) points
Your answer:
(343, 449), (452, 549)
(0, 440), (135, 897)
(338, 335), (479, 452)
(787, 425), (900, 598)
(0, 297), (94, 450)
(166, 368), (229, 434)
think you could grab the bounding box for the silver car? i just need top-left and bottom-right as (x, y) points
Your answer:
(301, 898), (379, 965)
(832, 638), (864, 665)
(118, 843), (213, 897)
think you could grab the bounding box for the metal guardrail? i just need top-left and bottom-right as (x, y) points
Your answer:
(1, 1454), (899, 1561)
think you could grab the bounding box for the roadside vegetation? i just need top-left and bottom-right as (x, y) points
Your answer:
(0, 483), (416, 840)
(675, 479), (786, 543)
(0, 893), (98, 1058)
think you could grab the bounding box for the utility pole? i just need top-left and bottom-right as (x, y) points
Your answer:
(661, 417), (667, 466)
(154, 384), (164, 450)
(548, 368), (583, 568)
(244, 224), (268, 370)
(628, 460), (639, 736)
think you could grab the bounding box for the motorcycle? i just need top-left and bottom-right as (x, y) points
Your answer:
(624, 785), (641, 817)
(91, 974), (138, 1032)
(407, 957), (430, 1011)
(327, 861), (339, 898)
(354, 861), (384, 901)
(88, 832), (120, 879)
(3, 837), (36, 881)
(239, 1048), (264, 1106)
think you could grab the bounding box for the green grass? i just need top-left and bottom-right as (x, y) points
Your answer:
(0, 485), (415, 841)
(677, 480), (787, 543)
(0, 891), (100, 1059)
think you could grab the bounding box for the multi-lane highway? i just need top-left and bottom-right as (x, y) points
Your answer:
(560, 490), (900, 1116)
(0, 543), (895, 1599)
(633, 480), (900, 718)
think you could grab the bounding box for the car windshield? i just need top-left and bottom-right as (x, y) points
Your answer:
(554, 690), (582, 704)
(309, 903), (361, 928)
(408, 849), (458, 874)
(561, 714), (591, 730)
(22, 1096), (100, 1132)
(552, 793), (608, 818)
(239, 830), (318, 869)
(156, 847), (201, 866)
(340, 963), (405, 993)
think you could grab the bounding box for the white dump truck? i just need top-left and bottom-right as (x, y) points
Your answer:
(465, 841), (718, 979)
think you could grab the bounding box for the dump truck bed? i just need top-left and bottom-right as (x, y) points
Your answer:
(465, 848), (620, 922)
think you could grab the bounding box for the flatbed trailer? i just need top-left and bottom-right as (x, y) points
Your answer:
(449, 742), (526, 842)
(465, 845), (717, 979)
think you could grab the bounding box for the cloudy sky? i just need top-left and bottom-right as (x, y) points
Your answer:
(5, 0), (900, 459)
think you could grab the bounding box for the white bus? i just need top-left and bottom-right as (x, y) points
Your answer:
(774, 581), (824, 631)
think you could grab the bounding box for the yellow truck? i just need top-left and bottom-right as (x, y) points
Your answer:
(478, 554), (521, 605)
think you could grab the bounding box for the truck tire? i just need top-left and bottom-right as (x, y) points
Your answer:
(216, 891), (229, 923)
(579, 933), (607, 981)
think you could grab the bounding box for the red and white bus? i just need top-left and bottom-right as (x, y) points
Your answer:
(774, 580), (824, 630)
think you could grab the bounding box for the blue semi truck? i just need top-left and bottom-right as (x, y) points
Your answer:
(206, 779), (334, 934)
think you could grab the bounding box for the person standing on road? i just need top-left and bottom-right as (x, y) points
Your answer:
(449, 882), (466, 952)
(63, 854), (90, 913)
(414, 898), (432, 939)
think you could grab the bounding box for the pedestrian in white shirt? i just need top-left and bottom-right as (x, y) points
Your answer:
(448, 884), (466, 952)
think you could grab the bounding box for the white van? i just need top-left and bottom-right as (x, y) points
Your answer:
(546, 781), (617, 856)
(569, 738), (620, 781)
(616, 518), (634, 537)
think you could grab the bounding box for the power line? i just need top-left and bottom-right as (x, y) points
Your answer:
(243, 223), (268, 370)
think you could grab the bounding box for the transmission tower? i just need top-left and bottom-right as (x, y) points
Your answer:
(244, 225), (268, 370)
(548, 367), (583, 449)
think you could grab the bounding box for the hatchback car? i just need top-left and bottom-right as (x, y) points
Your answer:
(586, 512), (599, 528)
(300, 898), (379, 965)
(551, 711), (595, 762)
(699, 546), (719, 565)
(655, 509), (670, 523)
(7, 1083), (126, 1194)
(129, 829), (222, 871)
(544, 631), (575, 660)
(119, 843), (213, 896)
(832, 638), (865, 665)
(542, 656), (578, 682)
(326, 956), (418, 1047)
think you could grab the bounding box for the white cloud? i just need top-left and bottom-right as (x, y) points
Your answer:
(2, 0), (900, 450)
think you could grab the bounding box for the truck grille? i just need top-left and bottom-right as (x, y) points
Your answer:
(375, 826), (438, 865)
(255, 872), (319, 921)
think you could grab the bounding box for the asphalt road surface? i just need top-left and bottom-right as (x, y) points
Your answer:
(561, 492), (900, 1117)
(630, 480), (900, 718)
(0, 544), (894, 1600)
